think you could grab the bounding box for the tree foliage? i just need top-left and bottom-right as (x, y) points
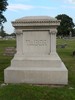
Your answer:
(72, 28), (75, 36)
(0, 0), (8, 27)
(10, 33), (16, 36)
(0, 25), (7, 37)
(56, 14), (75, 36)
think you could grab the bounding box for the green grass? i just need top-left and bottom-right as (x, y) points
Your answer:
(0, 40), (16, 83)
(0, 84), (75, 100)
(57, 39), (75, 87)
(0, 39), (75, 100)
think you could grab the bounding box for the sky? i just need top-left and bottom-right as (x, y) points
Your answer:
(3, 0), (75, 34)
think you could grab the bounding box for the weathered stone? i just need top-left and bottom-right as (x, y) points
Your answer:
(4, 16), (68, 84)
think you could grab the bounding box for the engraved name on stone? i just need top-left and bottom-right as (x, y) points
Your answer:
(26, 40), (47, 46)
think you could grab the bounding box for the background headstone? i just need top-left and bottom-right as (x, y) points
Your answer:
(4, 47), (16, 56)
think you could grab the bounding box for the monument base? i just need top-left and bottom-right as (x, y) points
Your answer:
(4, 54), (68, 85)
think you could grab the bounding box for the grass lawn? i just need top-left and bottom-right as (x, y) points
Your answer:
(0, 39), (75, 100)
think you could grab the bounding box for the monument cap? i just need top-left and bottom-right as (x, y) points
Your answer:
(12, 16), (60, 27)
(15, 16), (58, 22)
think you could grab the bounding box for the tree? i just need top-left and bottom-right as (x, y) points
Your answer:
(0, 0), (8, 28)
(10, 33), (16, 36)
(0, 25), (6, 37)
(56, 14), (75, 36)
(72, 28), (75, 36)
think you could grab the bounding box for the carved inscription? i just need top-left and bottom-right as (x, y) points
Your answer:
(26, 40), (47, 46)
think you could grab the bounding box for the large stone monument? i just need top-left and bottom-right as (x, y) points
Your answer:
(4, 16), (68, 84)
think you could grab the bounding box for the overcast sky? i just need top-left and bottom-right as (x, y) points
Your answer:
(3, 0), (75, 34)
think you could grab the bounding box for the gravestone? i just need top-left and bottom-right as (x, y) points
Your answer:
(4, 16), (68, 84)
(69, 31), (72, 39)
(4, 47), (16, 56)
(73, 51), (75, 56)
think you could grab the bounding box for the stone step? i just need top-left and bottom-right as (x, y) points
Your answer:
(11, 59), (62, 68)
(4, 62), (68, 84)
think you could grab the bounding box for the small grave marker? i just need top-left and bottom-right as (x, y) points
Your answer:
(4, 47), (16, 56)
(73, 51), (75, 56)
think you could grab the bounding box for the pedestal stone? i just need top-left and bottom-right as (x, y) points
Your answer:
(4, 16), (68, 84)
